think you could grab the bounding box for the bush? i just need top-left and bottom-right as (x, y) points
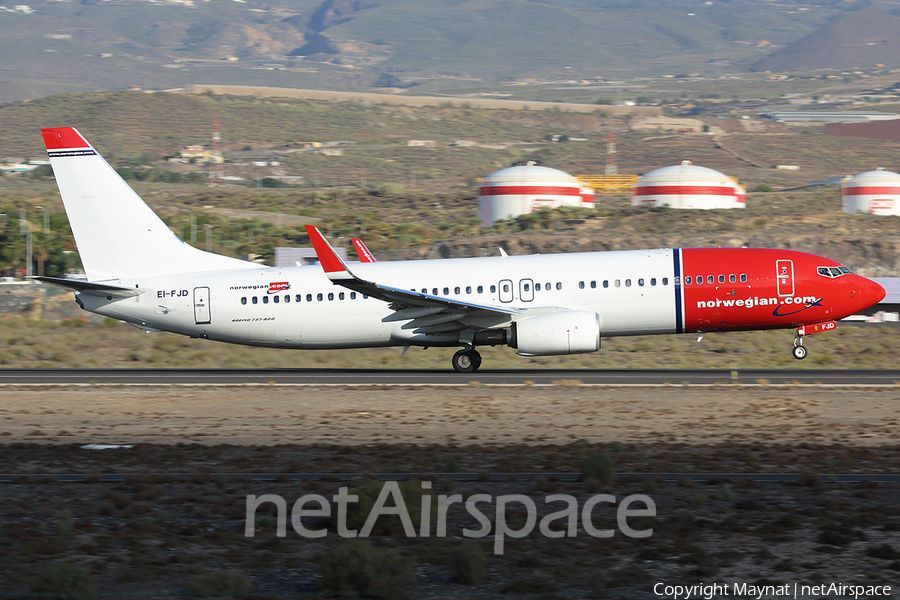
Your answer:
(346, 479), (431, 535)
(188, 569), (256, 597)
(261, 177), (290, 188)
(377, 182), (406, 195)
(319, 540), (415, 599)
(754, 184), (773, 192)
(867, 544), (900, 560)
(448, 543), (486, 585)
(581, 452), (615, 485)
(589, 571), (607, 598)
(32, 564), (95, 600)
(30, 164), (54, 179)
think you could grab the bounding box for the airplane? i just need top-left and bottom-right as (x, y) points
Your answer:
(37, 127), (886, 373)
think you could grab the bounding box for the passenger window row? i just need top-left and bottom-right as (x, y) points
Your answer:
(240, 292), (365, 305)
(579, 278), (669, 289)
(414, 282), (565, 295)
(680, 274), (747, 285)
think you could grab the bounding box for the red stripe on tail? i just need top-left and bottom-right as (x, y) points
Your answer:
(41, 128), (90, 150)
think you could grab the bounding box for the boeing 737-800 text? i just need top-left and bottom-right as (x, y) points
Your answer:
(37, 127), (885, 372)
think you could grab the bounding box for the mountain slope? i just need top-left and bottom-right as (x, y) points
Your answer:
(0, 0), (856, 103)
(752, 7), (900, 71)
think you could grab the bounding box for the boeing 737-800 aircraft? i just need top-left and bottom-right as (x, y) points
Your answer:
(37, 127), (885, 372)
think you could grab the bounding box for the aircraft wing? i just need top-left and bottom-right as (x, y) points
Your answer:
(305, 226), (518, 334)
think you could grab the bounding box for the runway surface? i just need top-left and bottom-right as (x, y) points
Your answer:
(2, 472), (898, 484)
(2, 368), (900, 385)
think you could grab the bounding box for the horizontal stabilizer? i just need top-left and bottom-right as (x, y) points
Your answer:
(33, 276), (144, 298)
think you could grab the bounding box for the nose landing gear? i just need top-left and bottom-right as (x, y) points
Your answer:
(792, 328), (807, 360)
(452, 348), (482, 373)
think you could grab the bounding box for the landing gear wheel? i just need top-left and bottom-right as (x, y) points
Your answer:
(792, 345), (808, 360)
(452, 349), (481, 373)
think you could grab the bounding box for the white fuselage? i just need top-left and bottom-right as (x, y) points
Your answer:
(81, 250), (680, 349)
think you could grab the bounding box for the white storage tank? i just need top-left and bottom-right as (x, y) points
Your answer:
(841, 168), (900, 215)
(631, 160), (745, 209)
(479, 161), (595, 227)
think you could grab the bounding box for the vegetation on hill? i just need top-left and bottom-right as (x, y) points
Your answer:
(2, 89), (900, 278)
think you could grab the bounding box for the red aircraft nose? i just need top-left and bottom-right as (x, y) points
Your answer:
(859, 277), (886, 310)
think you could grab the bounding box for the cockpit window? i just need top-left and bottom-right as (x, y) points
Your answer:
(818, 266), (853, 278)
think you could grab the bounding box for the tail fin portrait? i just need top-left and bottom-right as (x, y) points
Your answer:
(42, 127), (251, 282)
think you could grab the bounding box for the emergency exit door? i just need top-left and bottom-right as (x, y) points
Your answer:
(776, 260), (794, 297)
(193, 287), (211, 324)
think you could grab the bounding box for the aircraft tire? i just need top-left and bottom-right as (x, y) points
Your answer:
(471, 350), (482, 371)
(452, 349), (476, 373)
(792, 345), (808, 360)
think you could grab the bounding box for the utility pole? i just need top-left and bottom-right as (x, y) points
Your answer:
(605, 132), (618, 175)
(181, 208), (196, 243)
(35, 205), (50, 234)
(19, 207), (32, 277)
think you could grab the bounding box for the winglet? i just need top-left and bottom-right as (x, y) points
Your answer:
(305, 225), (353, 279)
(352, 238), (377, 263)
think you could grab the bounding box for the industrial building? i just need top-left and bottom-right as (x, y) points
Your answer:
(758, 110), (899, 124)
(632, 161), (745, 210)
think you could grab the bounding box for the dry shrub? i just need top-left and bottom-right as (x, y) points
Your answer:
(319, 540), (414, 599)
(346, 479), (430, 535)
(448, 543), (486, 585)
(31, 563), (95, 600)
(581, 452), (615, 486)
(188, 569), (256, 597)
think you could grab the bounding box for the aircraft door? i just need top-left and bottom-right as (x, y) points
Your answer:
(519, 279), (534, 302)
(499, 279), (514, 303)
(776, 260), (794, 297)
(193, 287), (211, 324)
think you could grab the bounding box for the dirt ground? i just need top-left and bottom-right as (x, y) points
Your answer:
(2, 385), (899, 599)
(2, 385), (899, 447)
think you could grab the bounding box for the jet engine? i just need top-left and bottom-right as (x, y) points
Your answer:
(510, 310), (601, 356)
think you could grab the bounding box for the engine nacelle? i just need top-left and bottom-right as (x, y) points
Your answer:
(510, 310), (601, 356)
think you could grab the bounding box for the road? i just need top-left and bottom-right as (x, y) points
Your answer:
(2, 368), (899, 385)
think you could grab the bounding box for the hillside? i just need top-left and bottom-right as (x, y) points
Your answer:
(0, 0), (852, 104)
(3, 90), (900, 280)
(752, 7), (900, 72)
(5, 89), (900, 190)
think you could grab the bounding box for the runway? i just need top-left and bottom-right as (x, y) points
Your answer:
(1, 472), (898, 484)
(2, 368), (900, 385)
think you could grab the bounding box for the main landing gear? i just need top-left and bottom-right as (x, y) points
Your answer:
(452, 348), (482, 373)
